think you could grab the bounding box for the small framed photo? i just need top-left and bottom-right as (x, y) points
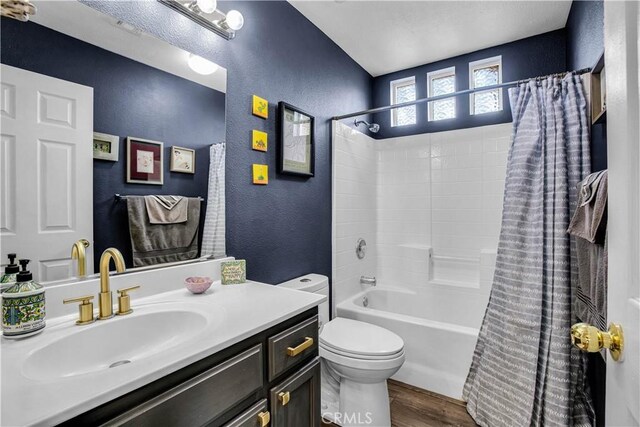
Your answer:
(126, 137), (163, 185)
(278, 102), (315, 177)
(252, 95), (268, 119)
(93, 132), (119, 161)
(170, 146), (195, 174)
(252, 130), (268, 152)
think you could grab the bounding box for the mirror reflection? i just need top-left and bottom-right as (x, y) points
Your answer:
(0, 1), (227, 284)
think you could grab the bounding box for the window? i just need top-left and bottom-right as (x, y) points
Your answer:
(427, 67), (456, 121)
(469, 56), (502, 115)
(390, 77), (416, 126)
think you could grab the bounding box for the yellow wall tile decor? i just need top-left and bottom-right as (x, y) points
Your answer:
(252, 164), (268, 185)
(252, 130), (268, 152)
(252, 95), (268, 119)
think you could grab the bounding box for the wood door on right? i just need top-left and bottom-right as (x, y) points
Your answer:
(270, 358), (320, 427)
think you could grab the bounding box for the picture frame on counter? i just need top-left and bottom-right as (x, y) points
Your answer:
(126, 137), (164, 185)
(93, 132), (119, 162)
(277, 102), (315, 177)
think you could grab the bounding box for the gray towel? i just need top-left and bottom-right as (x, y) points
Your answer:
(568, 171), (608, 358)
(127, 196), (201, 267)
(144, 195), (188, 224)
(568, 170), (607, 244)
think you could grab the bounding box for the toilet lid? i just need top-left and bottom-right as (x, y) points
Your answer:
(320, 318), (404, 358)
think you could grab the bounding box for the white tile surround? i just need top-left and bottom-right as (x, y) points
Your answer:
(332, 121), (511, 310)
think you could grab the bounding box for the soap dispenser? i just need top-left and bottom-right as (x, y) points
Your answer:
(2, 259), (46, 339)
(0, 253), (20, 292)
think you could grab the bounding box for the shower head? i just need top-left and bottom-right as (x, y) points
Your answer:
(354, 119), (380, 134)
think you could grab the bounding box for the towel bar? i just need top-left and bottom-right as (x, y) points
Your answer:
(114, 194), (205, 202)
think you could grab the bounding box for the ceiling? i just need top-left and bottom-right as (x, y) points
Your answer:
(289, 1), (572, 77)
(30, 1), (227, 93)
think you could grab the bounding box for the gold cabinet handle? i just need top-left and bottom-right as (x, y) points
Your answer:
(287, 337), (314, 357)
(571, 322), (624, 361)
(257, 411), (271, 427)
(63, 295), (96, 325)
(278, 391), (290, 406)
(116, 285), (140, 316)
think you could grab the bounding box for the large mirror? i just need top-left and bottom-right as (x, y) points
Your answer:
(0, 1), (227, 284)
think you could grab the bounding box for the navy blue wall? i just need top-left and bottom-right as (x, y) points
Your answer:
(371, 30), (567, 139)
(567, 0), (606, 172)
(22, 1), (373, 284)
(1, 18), (226, 268)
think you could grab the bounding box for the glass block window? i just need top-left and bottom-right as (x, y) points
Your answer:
(427, 67), (456, 121)
(390, 77), (416, 127)
(469, 56), (503, 115)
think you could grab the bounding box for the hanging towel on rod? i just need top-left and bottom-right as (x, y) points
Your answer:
(144, 195), (188, 224)
(126, 196), (201, 266)
(568, 170), (608, 351)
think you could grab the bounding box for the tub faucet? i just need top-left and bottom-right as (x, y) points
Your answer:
(360, 275), (377, 286)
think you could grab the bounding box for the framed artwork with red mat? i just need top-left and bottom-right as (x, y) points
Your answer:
(126, 137), (164, 185)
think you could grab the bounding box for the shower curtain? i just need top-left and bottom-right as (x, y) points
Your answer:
(201, 143), (226, 258)
(463, 74), (594, 426)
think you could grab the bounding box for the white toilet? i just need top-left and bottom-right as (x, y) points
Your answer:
(279, 274), (405, 427)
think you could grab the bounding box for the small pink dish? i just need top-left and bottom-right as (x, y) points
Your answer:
(185, 276), (213, 294)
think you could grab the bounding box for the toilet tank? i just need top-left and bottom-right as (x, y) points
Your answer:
(278, 274), (329, 328)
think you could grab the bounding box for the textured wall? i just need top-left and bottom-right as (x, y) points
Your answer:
(80, 1), (373, 284)
(371, 30), (566, 139)
(566, 0), (606, 172)
(0, 18), (226, 268)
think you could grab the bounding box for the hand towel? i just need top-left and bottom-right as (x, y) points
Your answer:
(568, 170), (608, 244)
(144, 195), (188, 224)
(127, 196), (201, 267)
(568, 170), (608, 359)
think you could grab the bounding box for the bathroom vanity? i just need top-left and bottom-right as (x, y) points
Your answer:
(0, 259), (325, 427)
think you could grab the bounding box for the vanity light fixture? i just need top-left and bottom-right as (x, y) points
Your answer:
(187, 53), (219, 75)
(158, 0), (244, 40)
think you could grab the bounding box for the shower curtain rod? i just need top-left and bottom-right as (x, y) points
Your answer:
(332, 67), (592, 121)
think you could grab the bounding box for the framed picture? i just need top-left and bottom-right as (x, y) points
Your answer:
(93, 132), (119, 161)
(170, 146), (195, 174)
(126, 137), (163, 185)
(277, 102), (315, 177)
(252, 130), (268, 152)
(252, 95), (268, 119)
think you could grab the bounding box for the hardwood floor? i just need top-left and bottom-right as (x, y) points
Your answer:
(322, 380), (477, 427)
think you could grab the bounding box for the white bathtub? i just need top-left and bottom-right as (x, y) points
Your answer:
(336, 285), (490, 400)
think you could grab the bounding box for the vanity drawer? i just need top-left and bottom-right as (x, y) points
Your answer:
(106, 345), (263, 427)
(268, 315), (318, 381)
(223, 399), (269, 427)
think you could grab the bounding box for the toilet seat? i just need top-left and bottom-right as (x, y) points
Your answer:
(320, 318), (404, 359)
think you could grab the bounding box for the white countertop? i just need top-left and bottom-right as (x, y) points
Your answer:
(1, 280), (325, 426)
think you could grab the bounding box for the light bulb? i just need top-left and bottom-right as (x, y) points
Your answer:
(196, 0), (217, 14)
(225, 10), (244, 31)
(188, 53), (219, 75)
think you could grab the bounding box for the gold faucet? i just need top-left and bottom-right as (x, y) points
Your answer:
(98, 248), (126, 319)
(71, 239), (90, 277)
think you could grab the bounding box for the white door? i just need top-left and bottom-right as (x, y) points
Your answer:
(605, 1), (640, 426)
(0, 64), (93, 282)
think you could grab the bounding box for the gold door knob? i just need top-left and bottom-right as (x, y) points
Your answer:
(257, 411), (270, 427)
(287, 337), (314, 357)
(571, 322), (624, 361)
(278, 391), (290, 406)
(63, 295), (96, 325)
(116, 285), (140, 316)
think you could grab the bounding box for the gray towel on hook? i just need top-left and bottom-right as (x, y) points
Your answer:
(127, 196), (201, 267)
(568, 170), (608, 358)
(144, 195), (188, 224)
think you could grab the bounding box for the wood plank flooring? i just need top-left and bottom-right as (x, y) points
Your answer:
(322, 380), (477, 427)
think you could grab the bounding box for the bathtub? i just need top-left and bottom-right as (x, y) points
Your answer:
(336, 285), (490, 400)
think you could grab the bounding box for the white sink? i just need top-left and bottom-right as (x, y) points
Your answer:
(23, 303), (212, 380)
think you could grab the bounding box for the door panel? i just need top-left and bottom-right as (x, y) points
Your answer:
(0, 64), (93, 282)
(270, 358), (320, 427)
(604, 2), (640, 425)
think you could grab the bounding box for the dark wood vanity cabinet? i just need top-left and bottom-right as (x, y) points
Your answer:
(59, 308), (320, 427)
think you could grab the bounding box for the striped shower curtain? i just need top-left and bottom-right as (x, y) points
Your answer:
(201, 143), (226, 258)
(463, 74), (594, 426)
